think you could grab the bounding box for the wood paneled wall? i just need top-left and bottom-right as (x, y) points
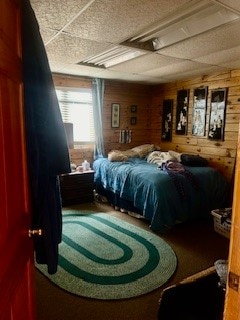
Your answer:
(150, 71), (240, 182)
(103, 80), (152, 153)
(53, 71), (240, 184)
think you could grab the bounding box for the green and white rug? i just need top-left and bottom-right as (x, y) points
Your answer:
(36, 211), (177, 299)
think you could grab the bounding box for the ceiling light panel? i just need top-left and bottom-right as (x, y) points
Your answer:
(125, 0), (240, 51)
(152, 4), (239, 50)
(81, 46), (146, 68)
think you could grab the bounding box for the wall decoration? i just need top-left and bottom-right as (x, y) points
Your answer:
(176, 89), (189, 135)
(161, 99), (173, 142)
(119, 130), (132, 143)
(208, 88), (228, 141)
(131, 105), (137, 113)
(130, 117), (137, 125)
(111, 103), (120, 128)
(192, 87), (208, 136)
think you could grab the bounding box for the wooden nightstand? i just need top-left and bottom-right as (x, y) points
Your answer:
(59, 170), (94, 206)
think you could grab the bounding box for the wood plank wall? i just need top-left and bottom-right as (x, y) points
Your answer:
(103, 80), (152, 153)
(150, 70), (240, 183)
(53, 71), (240, 184)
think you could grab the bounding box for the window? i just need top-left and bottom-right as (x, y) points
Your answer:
(56, 87), (95, 145)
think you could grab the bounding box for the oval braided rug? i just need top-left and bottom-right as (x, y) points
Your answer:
(36, 211), (177, 300)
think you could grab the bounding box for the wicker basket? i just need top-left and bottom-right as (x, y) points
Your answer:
(211, 208), (232, 239)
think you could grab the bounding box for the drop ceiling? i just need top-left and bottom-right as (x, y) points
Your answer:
(30, 0), (240, 84)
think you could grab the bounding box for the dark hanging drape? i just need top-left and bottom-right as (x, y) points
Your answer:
(22, 0), (71, 274)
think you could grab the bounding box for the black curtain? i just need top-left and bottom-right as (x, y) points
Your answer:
(22, 0), (71, 274)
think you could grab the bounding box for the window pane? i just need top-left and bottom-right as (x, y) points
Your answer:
(56, 88), (95, 143)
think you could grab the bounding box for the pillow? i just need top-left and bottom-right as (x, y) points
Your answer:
(131, 144), (161, 158)
(122, 149), (138, 158)
(180, 154), (208, 167)
(108, 150), (127, 162)
(147, 151), (174, 165)
(168, 150), (182, 162)
(108, 149), (137, 162)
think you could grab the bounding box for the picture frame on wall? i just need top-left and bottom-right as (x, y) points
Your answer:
(208, 88), (228, 141)
(111, 103), (120, 128)
(131, 105), (137, 113)
(162, 99), (173, 142)
(176, 89), (189, 135)
(192, 87), (208, 136)
(130, 117), (137, 125)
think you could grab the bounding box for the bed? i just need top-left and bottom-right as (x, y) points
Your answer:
(93, 149), (228, 233)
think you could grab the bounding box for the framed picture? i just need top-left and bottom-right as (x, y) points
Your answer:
(131, 105), (137, 113)
(111, 103), (120, 128)
(192, 87), (208, 136)
(130, 117), (137, 125)
(208, 88), (228, 141)
(162, 99), (173, 142)
(176, 89), (189, 135)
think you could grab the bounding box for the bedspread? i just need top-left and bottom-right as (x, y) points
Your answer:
(93, 157), (228, 232)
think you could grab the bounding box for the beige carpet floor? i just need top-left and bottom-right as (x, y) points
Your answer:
(35, 201), (229, 320)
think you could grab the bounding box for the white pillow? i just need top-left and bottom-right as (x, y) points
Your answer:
(168, 150), (182, 162)
(147, 151), (173, 165)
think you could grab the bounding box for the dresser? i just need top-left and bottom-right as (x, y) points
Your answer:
(59, 170), (94, 206)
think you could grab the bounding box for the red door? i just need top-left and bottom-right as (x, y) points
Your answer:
(0, 0), (35, 319)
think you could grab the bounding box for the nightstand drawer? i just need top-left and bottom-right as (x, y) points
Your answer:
(60, 170), (94, 205)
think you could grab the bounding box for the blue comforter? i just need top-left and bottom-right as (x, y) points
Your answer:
(93, 157), (228, 232)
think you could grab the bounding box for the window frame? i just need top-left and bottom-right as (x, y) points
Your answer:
(56, 86), (95, 146)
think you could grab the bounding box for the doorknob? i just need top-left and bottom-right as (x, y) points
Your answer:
(28, 229), (43, 237)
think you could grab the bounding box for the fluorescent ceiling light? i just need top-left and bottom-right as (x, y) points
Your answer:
(152, 5), (239, 50)
(81, 46), (146, 68)
(103, 50), (145, 68)
(78, 0), (240, 68)
(123, 0), (240, 51)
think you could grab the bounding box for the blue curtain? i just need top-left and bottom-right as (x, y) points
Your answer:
(92, 78), (105, 158)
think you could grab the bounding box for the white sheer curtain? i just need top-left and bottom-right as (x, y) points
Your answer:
(92, 78), (105, 158)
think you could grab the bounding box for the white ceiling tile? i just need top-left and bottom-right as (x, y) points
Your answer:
(216, 0), (240, 12)
(109, 53), (182, 73)
(49, 61), (106, 78)
(142, 61), (209, 77)
(45, 34), (111, 63)
(221, 59), (240, 69)
(97, 69), (166, 84)
(38, 28), (58, 44)
(30, 0), (92, 30)
(193, 45), (240, 66)
(163, 66), (228, 81)
(64, 0), (192, 43)
(159, 19), (240, 59)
